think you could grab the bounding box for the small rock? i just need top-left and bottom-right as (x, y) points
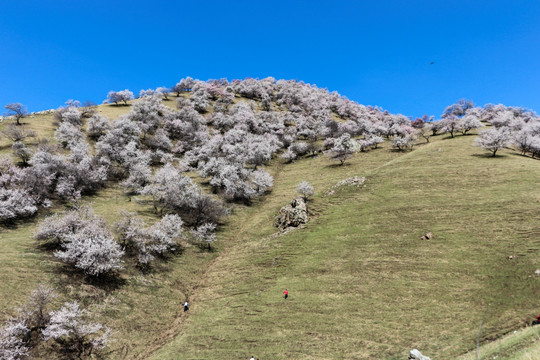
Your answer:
(421, 232), (433, 240)
(409, 349), (431, 360)
(534, 269), (540, 277)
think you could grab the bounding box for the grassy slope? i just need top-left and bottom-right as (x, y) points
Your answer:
(0, 105), (136, 308)
(2, 104), (540, 359)
(459, 325), (540, 360)
(0, 102), (220, 357)
(152, 134), (540, 360)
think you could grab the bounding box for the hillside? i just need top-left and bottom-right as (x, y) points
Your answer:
(151, 133), (540, 359)
(1, 78), (540, 359)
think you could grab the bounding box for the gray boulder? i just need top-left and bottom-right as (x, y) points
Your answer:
(275, 198), (308, 231)
(409, 349), (431, 360)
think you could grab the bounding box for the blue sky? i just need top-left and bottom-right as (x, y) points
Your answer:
(1, 0), (539, 118)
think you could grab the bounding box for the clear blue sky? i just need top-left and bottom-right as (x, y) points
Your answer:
(1, 0), (539, 118)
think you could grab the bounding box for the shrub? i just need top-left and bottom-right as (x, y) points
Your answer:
(86, 114), (110, 139)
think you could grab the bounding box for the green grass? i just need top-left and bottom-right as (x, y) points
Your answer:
(458, 325), (540, 360)
(152, 134), (540, 360)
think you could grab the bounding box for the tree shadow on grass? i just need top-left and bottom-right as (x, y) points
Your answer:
(52, 264), (127, 296)
(0, 143), (12, 152)
(471, 153), (508, 159)
(440, 135), (458, 140)
(508, 152), (539, 161)
(0, 214), (41, 231)
(325, 162), (352, 169)
(389, 148), (413, 153)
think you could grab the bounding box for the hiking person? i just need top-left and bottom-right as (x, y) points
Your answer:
(283, 289), (288, 299)
(183, 301), (189, 312)
(532, 313), (540, 326)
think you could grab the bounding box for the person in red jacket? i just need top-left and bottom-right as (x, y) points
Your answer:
(533, 313), (540, 326)
(283, 289), (288, 299)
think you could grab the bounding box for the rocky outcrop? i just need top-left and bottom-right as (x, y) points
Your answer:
(324, 176), (366, 196)
(275, 198), (308, 231)
(408, 349), (431, 360)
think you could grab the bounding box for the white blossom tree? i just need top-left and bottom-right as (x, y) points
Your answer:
(60, 107), (83, 126)
(106, 89), (134, 105)
(142, 163), (199, 214)
(440, 116), (462, 138)
(42, 301), (111, 359)
(54, 122), (84, 149)
(156, 87), (170, 100)
(4, 103), (28, 125)
(250, 169), (274, 195)
(86, 114), (110, 139)
(0, 188), (40, 222)
(114, 213), (184, 266)
(172, 77), (195, 96)
(35, 207), (123, 276)
(190, 223), (217, 250)
(296, 181), (314, 201)
(460, 113), (484, 134)
(474, 127), (511, 156)
(53, 222), (124, 276)
(327, 133), (359, 165)
(19, 285), (57, 332)
(391, 133), (417, 151)
(0, 320), (29, 360)
(12, 141), (32, 165)
(443, 99), (474, 118)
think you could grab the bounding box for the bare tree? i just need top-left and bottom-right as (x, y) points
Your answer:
(1, 124), (36, 143)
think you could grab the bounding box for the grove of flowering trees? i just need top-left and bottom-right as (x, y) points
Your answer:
(3, 79), (539, 231)
(429, 99), (540, 157)
(0, 286), (112, 359)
